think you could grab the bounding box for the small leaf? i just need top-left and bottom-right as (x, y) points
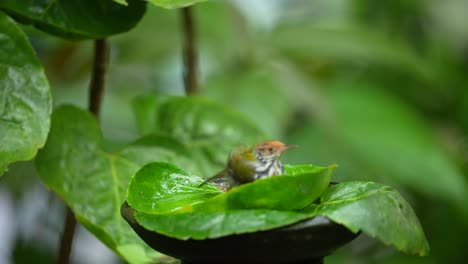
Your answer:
(195, 164), (333, 211)
(134, 209), (311, 240)
(0, 12), (51, 176)
(35, 106), (195, 263)
(303, 181), (430, 256)
(0, 0), (146, 39)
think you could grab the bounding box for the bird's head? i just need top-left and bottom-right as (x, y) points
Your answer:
(254, 140), (297, 162)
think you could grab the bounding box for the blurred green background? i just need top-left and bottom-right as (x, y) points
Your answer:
(2, 0), (468, 263)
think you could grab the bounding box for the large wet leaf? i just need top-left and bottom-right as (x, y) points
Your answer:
(35, 106), (196, 263)
(127, 162), (332, 213)
(0, 0), (146, 39)
(132, 95), (265, 176)
(303, 181), (430, 256)
(127, 163), (428, 254)
(126, 162), (332, 239)
(194, 164), (333, 211)
(0, 12), (51, 176)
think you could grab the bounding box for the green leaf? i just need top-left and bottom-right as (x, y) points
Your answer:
(328, 87), (468, 207)
(269, 25), (436, 83)
(145, 0), (207, 9)
(134, 209), (311, 240)
(286, 85), (468, 212)
(303, 181), (430, 256)
(0, 0), (146, 39)
(127, 162), (221, 214)
(202, 67), (294, 138)
(194, 164), (333, 211)
(127, 162), (332, 213)
(133, 95), (265, 176)
(35, 105), (196, 263)
(126, 162), (332, 240)
(0, 12), (51, 176)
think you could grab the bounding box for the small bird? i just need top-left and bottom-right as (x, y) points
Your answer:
(200, 140), (297, 192)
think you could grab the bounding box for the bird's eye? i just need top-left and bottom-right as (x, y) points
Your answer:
(268, 148), (273, 152)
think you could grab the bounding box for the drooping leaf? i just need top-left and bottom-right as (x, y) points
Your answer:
(0, 0), (146, 39)
(132, 95), (265, 176)
(303, 181), (430, 256)
(0, 12), (51, 176)
(35, 105), (196, 263)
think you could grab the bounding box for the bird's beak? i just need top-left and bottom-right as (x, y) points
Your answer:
(281, 144), (298, 152)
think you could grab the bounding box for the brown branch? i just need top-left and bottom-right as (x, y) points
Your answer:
(57, 208), (76, 264)
(181, 6), (198, 95)
(57, 39), (109, 264)
(88, 39), (109, 118)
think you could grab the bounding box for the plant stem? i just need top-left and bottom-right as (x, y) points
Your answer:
(89, 39), (109, 118)
(57, 208), (76, 264)
(57, 39), (109, 264)
(181, 6), (198, 95)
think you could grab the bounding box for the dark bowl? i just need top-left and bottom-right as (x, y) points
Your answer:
(121, 202), (358, 264)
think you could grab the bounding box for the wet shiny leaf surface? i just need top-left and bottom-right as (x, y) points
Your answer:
(0, 12), (51, 176)
(127, 162), (221, 213)
(303, 181), (430, 256)
(35, 106), (194, 263)
(195, 164), (333, 211)
(127, 162), (331, 239)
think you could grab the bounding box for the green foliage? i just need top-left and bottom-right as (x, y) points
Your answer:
(268, 24), (436, 84)
(303, 182), (430, 256)
(132, 95), (265, 176)
(202, 67), (294, 138)
(0, 12), (51, 176)
(0, 0), (146, 39)
(286, 86), (468, 213)
(125, 162), (428, 256)
(194, 164), (332, 211)
(2, 0), (462, 263)
(35, 106), (191, 263)
(35, 94), (265, 262)
(127, 162), (221, 214)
